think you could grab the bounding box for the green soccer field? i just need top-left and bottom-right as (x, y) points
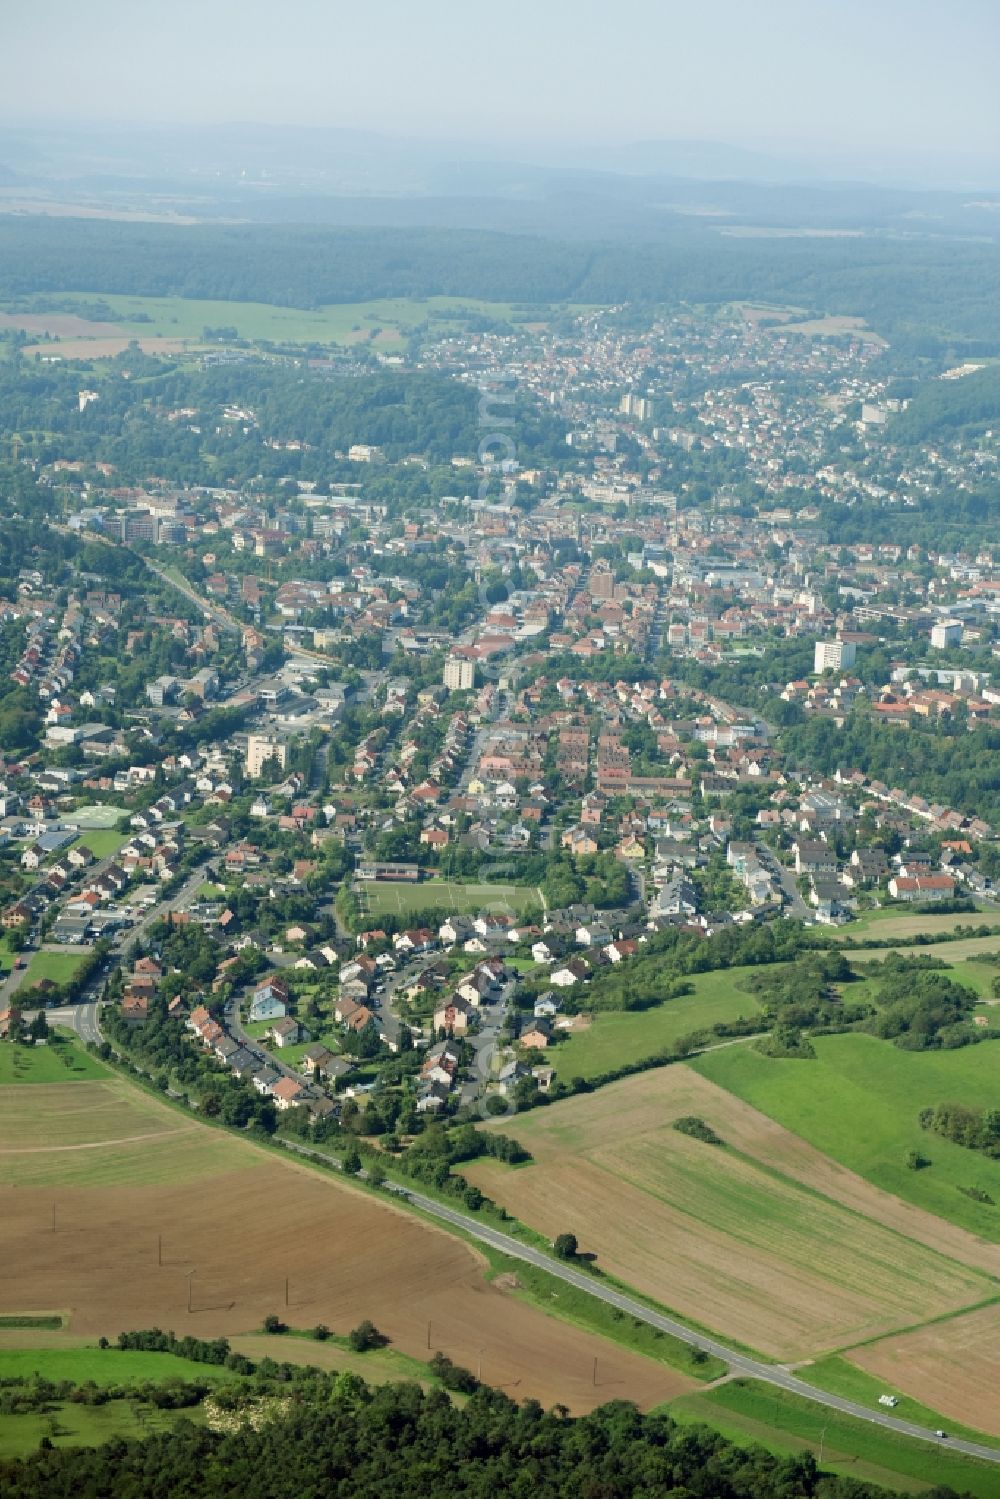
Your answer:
(358, 879), (540, 921)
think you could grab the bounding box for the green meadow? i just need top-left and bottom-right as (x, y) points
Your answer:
(692, 1032), (1000, 1238)
(669, 1379), (1000, 1498)
(0, 1032), (106, 1085)
(553, 967), (764, 1081)
(46, 293), (562, 350)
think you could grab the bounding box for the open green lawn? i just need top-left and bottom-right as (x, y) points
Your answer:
(0, 1033), (107, 1084)
(692, 1032), (1000, 1238)
(0, 1346), (237, 1386)
(0, 1397), (206, 1458)
(947, 960), (1000, 997)
(359, 879), (540, 921)
(553, 968), (764, 1082)
(21, 951), (89, 990)
(72, 829), (127, 859)
(669, 1380), (1000, 1498)
(40, 293), (566, 352)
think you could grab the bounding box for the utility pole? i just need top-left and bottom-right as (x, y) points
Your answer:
(284, 1277), (289, 1308)
(818, 1426), (827, 1464)
(157, 1235), (162, 1267)
(593, 1357), (598, 1388)
(427, 1320), (431, 1350)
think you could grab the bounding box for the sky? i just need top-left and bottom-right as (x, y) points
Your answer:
(5, 0), (999, 173)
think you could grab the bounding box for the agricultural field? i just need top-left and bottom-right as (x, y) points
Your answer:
(0, 1075), (689, 1413)
(358, 879), (540, 921)
(466, 1068), (994, 1361)
(802, 1352), (1000, 1447)
(850, 934), (1000, 964)
(843, 906), (1000, 941)
(847, 1303), (1000, 1441)
(670, 1381), (1000, 1498)
(550, 968), (764, 1081)
(5, 293), (565, 360)
(693, 1032), (1000, 1239)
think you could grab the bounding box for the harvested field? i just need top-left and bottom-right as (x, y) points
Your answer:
(0, 310), (124, 338)
(466, 1070), (993, 1361)
(23, 336), (193, 360)
(849, 1304), (1000, 1439)
(845, 909), (1000, 941)
(0, 1083), (688, 1413)
(849, 934), (1000, 964)
(0, 1081), (239, 1184)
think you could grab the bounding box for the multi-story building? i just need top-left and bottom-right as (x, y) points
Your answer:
(814, 639), (857, 673)
(443, 656), (475, 692)
(246, 733), (288, 778)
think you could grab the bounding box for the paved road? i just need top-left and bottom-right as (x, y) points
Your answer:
(278, 1138), (1000, 1467)
(39, 991), (999, 1468)
(754, 839), (812, 920)
(47, 1000), (103, 1046)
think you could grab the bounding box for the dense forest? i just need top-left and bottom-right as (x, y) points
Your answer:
(779, 716), (1000, 827)
(2, 218), (1000, 352)
(0, 358), (566, 484)
(889, 363), (1000, 445)
(0, 1374), (920, 1499)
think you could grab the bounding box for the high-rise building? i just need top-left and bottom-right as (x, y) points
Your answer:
(246, 733), (288, 778)
(930, 620), (962, 650)
(443, 656), (475, 692)
(814, 639), (857, 674)
(619, 393), (654, 422)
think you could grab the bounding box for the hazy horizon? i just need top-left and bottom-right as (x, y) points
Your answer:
(5, 0), (999, 186)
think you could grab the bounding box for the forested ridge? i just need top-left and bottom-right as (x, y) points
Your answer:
(2, 218), (1000, 350)
(0, 1376), (917, 1498)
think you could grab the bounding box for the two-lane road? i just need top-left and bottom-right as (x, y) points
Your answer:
(277, 1137), (1000, 1470)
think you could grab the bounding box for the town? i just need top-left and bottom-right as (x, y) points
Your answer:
(1, 300), (998, 1132)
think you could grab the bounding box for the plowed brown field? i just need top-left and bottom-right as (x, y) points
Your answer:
(0, 1080), (689, 1412)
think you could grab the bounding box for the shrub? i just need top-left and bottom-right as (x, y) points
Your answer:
(348, 1320), (386, 1352)
(673, 1116), (724, 1146)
